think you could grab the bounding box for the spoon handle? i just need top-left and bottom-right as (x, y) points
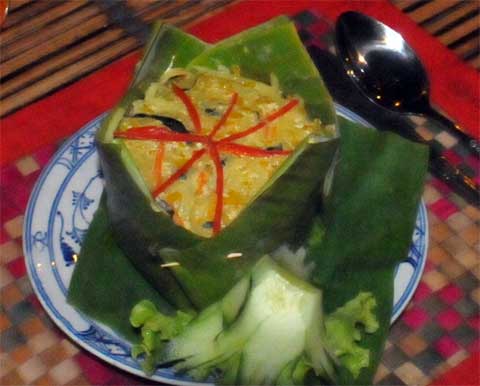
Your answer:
(394, 122), (479, 207)
(393, 118), (479, 207)
(427, 149), (479, 206)
(422, 105), (480, 158)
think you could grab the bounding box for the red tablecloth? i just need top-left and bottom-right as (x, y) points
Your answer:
(1, 1), (478, 385)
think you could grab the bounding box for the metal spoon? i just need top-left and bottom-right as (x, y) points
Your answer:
(335, 11), (479, 156)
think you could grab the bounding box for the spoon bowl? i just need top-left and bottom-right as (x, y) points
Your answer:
(335, 11), (479, 155)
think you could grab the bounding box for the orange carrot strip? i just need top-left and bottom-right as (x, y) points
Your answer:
(196, 170), (209, 195)
(218, 142), (292, 157)
(209, 145), (224, 235)
(209, 93), (238, 139)
(154, 143), (165, 187)
(152, 148), (206, 198)
(172, 84), (202, 133)
(218, 99), (299, 143)
(172, 212), (185, 227)
(264, 124), (278, 142)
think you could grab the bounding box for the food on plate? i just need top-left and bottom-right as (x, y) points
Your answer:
(95, 16), (338, 309)
(67, 15), (429, 386)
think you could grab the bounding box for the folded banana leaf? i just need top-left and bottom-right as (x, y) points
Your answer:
(96, 17), (339, 309)
(97, 24), (207, 308)
(67, 197), (174, 342)
(188, 17), (336, 124)
(305, 117), (429, 385)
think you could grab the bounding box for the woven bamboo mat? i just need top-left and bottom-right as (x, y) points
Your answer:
(0, 0), (479, 118)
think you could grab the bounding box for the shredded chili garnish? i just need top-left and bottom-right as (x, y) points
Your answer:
(209, 93), (238, 140)
(172, 84), (202, 133)
(152, 149), (206, 198)
(117, 85), (300, 236)
(218, 99), (299, 143)
(114, 126), (207, 144)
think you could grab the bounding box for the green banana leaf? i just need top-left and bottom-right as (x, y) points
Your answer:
(306, 117), (429, 385)
(160, 139), (337, 308)
(97, 24), (208, 308)
(96, 17), (339, 309)
(67, 197), (174, 342)
(189, 16), (336, 125)
(68, 117), (428, 386)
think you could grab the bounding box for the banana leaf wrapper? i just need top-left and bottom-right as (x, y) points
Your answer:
(68, 117), (429, 386)
(67, 197), (174, 342)
(306, 117), (429, 385)
(96, 17), (339, 309)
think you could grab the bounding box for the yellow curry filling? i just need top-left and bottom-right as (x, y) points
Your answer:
(116, 68), (330, 238)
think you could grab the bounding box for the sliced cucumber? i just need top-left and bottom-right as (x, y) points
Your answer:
(238, 312), (307, 385)
(131, 255), (379, 384)
(221, 277), (251, 326)
(159, 256), (333, 384)
(161, 304), (224, 368)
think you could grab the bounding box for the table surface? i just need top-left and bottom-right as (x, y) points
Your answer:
(0, 0), (479, 118)
(1, 1), (479, 386)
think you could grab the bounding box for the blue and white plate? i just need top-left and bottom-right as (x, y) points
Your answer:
(24, 107), (428, 385)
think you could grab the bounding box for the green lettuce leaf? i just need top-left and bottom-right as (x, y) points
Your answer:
(325, 292), (378, 378)
(129, 300), (194, 374)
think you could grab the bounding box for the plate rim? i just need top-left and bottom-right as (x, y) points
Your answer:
(23, 106), (428, 384)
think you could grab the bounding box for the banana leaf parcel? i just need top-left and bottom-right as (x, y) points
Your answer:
(94, 17), (339, 309)
(68, 16), (429, 385)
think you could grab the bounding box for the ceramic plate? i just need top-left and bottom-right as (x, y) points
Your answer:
(24, 106), (428, 384)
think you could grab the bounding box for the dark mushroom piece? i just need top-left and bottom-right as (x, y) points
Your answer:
(131, 113), (189, 134)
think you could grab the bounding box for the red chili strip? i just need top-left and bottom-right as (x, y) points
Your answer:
(219, 142), (292, 157)
(114, 126), (207, 144)
(219, 99), (299, 143)
(209, 93), (238, 139)
(152, 148), (207, 198)
(209, 145), (224, 235)
(172, 84), (202, 133)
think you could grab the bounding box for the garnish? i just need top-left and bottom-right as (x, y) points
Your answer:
(209, 145), (224, 234)
(129, 256), (379, 383)
(195, 170), (209, 195)
(114, 126), (206, 143)
(218, 98), (299, 143)
(154, 143), (165, 187)
(152, 149), (207, 198)
(209, 92), (238, 139)
(172, 84), (202, 133)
